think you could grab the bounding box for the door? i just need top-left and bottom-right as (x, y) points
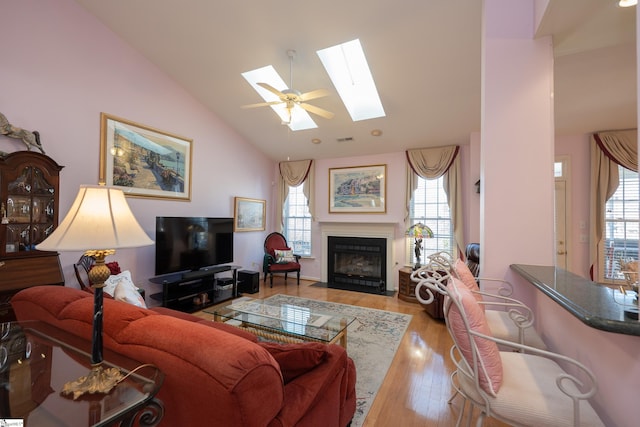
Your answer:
(555, 180), (567, 269)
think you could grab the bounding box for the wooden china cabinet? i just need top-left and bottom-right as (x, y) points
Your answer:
(0, 151), (64, 321)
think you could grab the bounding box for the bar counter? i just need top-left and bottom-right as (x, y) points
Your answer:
(510, 264), (640, 337)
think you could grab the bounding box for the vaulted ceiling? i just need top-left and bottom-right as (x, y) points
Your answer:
(75, 0), (636, 161)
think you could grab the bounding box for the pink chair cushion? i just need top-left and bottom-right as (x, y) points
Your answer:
(447, 277), (503, 397)
(454, 259), (484, 308)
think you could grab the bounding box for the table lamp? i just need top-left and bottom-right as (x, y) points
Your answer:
(406, 223), (433, 270)
(36, 184), (153, 399)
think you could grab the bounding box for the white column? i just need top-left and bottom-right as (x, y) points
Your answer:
(481, 0), (555, 288)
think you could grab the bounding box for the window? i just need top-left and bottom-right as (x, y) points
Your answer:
(603, 165), (639, 282)
(408, 175), (454, 263)
(283, 184), (312, 256)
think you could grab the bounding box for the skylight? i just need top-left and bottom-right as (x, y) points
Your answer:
(317, 39), (385, 121)
(241, 66), (317, 131)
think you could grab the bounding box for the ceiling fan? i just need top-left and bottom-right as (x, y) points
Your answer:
(241, 50), (334, 122)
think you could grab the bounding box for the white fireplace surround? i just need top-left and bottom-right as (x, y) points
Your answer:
(320, 222), (396, 290)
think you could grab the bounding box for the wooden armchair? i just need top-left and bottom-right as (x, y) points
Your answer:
(73, 255), (145, 299)
(263, 232), (301, 288)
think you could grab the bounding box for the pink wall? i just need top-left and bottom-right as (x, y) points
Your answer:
(0, 0), (276, 296)
(296, 146), (474, 287)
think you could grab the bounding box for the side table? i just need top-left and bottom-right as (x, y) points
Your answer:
(398, 267), (419, 303)
(398, 266), (445, 320)
(0, 321), (164, 427)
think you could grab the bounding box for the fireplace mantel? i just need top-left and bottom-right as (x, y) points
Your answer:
(320, 222), (397, 290)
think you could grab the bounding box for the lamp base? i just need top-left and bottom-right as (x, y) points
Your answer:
(62, 364), (124, 400)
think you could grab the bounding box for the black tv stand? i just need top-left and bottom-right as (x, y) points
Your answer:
(149, 265), (240, 313)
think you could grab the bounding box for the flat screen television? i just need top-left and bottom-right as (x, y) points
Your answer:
(155, 216), (234, 276)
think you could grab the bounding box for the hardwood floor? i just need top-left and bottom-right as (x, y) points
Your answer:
(200, 276), (508, 427)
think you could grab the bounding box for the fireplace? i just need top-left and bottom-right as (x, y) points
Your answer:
(327, 236), (386, 294)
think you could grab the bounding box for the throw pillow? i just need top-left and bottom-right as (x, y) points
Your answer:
(103, 270), (134, 297)
(446, 277), (502, 397)
(454, 259), (483, 308)
(259, 342), (328, 383)
(114, 280), (147, 308)
(274, 249), (296, 264)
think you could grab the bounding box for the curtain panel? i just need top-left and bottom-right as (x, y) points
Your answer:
(405, 146), (463, 257)
(277, 159), (314, 231)
(589, 129), (637, 280)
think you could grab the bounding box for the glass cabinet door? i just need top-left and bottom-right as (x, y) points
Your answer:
(4, 166), (56, 253)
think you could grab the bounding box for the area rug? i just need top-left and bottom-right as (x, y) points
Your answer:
(263, 294), (412, 427)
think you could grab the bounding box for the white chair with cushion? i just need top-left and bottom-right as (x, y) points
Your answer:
(423, 275), (604, 427)
(414, 253), (547, 350)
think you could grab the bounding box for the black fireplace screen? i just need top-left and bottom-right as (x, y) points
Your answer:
(327, 236), (386, 293)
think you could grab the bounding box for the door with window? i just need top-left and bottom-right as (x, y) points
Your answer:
(554, 157), (570, 270)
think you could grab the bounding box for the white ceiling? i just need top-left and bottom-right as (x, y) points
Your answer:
(75, 0), (636, 161)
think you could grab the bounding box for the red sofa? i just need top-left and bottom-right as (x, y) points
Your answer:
(11, 286), (356, 427)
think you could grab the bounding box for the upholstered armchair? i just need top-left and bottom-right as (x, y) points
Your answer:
(428, 275), (604, 427)
(263, 232), (301, 288)
(465, 243), (480, 278)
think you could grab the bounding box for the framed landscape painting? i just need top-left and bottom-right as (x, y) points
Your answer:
(99, 113), (192, 200)
(329, 164), (386, 213)
(234, 197), (266, 232)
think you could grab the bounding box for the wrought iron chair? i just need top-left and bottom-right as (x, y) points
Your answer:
(263, 232), (301, 288)
(414, 252), (547, 350)
(417, 273), (604, 427)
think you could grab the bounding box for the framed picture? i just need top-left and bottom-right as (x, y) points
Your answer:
(99, 113), (192, 200)
(329, 164), (386, 213)
(234, 197), (266, 232)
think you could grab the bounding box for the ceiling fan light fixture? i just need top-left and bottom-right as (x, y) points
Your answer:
(241, 66), (317, 131)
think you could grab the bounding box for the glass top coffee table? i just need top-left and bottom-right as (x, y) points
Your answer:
(205, 297), (355, 347)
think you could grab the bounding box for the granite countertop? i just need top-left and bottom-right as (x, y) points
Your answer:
(510, 264), (640, 337)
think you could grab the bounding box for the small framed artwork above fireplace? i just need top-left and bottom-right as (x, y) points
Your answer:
(328, 164), (386, 213)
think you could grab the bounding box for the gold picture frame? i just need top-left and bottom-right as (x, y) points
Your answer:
(329, 164), (387, 213)
(99, 113), (192, 200)
(234, 197), (266, 232)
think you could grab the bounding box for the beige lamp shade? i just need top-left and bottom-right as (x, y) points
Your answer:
(36, 185), (153, 252)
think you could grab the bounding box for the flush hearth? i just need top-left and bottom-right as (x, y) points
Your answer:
(327, 236), (386, 294)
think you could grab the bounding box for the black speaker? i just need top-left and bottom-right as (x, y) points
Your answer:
(238, 270), (260, 294)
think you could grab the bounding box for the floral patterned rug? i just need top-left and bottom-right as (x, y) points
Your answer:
(264, 294), (412, 427)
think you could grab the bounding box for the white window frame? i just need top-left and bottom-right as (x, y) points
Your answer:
(407, 175), (455, 264)
(602, 165), (639, 283)
(283, 183), (312, 256)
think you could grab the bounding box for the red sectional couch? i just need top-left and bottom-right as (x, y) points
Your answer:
(11, 286), (356, 427)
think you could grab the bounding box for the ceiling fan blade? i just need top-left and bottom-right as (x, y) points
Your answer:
(299, 103), (335, 119)
(241, 100), (283, 109)
(299, 88), (330, 102)
(257, 82), (285, 98)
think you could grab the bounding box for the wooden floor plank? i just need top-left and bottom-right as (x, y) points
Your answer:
(197, 277), (508, 426)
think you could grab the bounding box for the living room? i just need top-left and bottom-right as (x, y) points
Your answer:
(1, 1), (638, 426)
